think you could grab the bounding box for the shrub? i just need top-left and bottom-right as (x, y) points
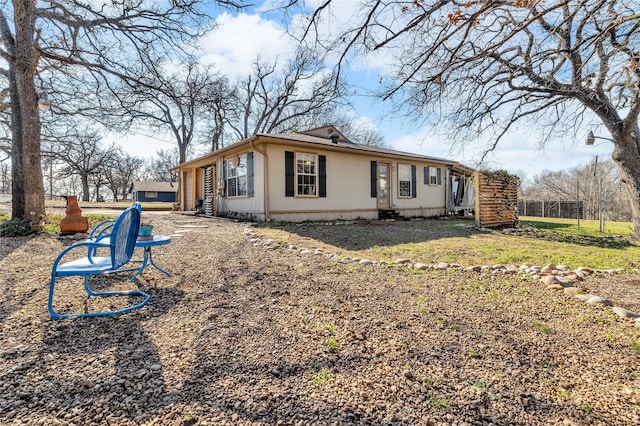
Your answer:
(0, 219), (36, 237)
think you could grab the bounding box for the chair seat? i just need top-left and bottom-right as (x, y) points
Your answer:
(55, 256), (116, 276)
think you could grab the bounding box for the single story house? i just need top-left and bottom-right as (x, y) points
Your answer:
(171, 125), (474, 222)
(129, 181), (178, 203)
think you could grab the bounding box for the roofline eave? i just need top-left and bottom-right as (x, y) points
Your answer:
(170, 135), (261, 171)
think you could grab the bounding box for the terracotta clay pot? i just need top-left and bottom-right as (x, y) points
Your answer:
(59, 195), (89, 235)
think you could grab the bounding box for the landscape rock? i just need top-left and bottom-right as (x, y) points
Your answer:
(575, 294), (596, 301)
(564, 273), (582, 283)
(586, 296), (613, 306)
(541, 275), (562, 285)
(541, 264), (556, 273)
(563, 287), (579, 297)
(611, 307), (640, 319)
(547, 283), (565, 291)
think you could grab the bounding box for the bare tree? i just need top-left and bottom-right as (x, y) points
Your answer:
(144, 149), (180, 182)
(41, 142), (63, 200)
(203, 77), (235, 152)
(49, 127), (120, 202)
(524, 159), (627, 221)
(293, 1), (640, 237)
(327, 115), (387, 147)
(226, 48), (346, 140)
(102, 152), (144, 202)
(0, 161), (9, 194)
(0, 79), (8, 160)
(113, 60), (229, 164)
(0, 0), (242, 223)
(56, 174), (82, 199)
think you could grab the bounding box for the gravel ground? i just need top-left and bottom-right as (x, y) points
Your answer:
(1, 212), (640, 425)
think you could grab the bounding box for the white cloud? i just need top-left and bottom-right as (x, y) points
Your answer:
(350, 115), (377, 129)
(198, 12), (294, 76)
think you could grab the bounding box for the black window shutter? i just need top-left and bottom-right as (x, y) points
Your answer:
(370, 161), (377, 198)
(411, 165), (417, 198)
(319, 155), (327, 197)
(247, 152), (254, 197)
(424, 166), (429, 184)
(437, 167), (442, 185)
(222, 160), (227, 197)
(285, 151), (294, 197)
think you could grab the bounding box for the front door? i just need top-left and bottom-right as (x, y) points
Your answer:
(377, 163), (390, 209)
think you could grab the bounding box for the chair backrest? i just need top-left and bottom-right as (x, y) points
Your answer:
(132, 201), (142, 214)
(110, 207), (141, 269)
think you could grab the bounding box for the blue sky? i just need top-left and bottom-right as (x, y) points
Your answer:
(115, 2), (615, 182)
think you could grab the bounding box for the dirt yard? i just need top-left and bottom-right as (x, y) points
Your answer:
(1, 212), (639, 425)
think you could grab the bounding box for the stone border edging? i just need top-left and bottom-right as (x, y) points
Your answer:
(242, 223), (640, 329)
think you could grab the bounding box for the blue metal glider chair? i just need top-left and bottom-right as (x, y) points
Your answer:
(48, 206), (150, 320)
(88, 202), (143, 245)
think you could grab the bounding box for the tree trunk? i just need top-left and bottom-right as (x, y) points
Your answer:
(212, 129), (221, 152)
(611, 128), (640, 239)
(9, 67), (26, 220)
(81, 174), (90, 201)
(12, 0), (45, 223)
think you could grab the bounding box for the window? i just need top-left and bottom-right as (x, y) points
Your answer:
(424, 166), (442, 185)
(145, 191), (158, 199)
(429, 167), (439, 185)
(296, 153), (317, 196)
(286, 151), (326, 198)
(398, 163), (412, 197)
(225, 154), (247, 197)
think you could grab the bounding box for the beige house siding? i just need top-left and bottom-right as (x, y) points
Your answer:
(391, 162), (447, 217)
(266, 144), (376, 219)
(216, 150), (266, 219)
(265, 145), (447, 221)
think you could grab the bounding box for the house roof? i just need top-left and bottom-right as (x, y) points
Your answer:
(298, 125), (351, 141)
(265, 132), (455, 163)
(172, 126), (474, 173)
(131, 181), (178, 193)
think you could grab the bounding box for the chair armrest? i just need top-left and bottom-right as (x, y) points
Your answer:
(89, 219), (116, 239)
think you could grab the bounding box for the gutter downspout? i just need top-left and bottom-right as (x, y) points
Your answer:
(249, 137), (269, 221)
(180, 170), (185, 211)
(445, 166), (450, 215)
(191, 167), (197, 211)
